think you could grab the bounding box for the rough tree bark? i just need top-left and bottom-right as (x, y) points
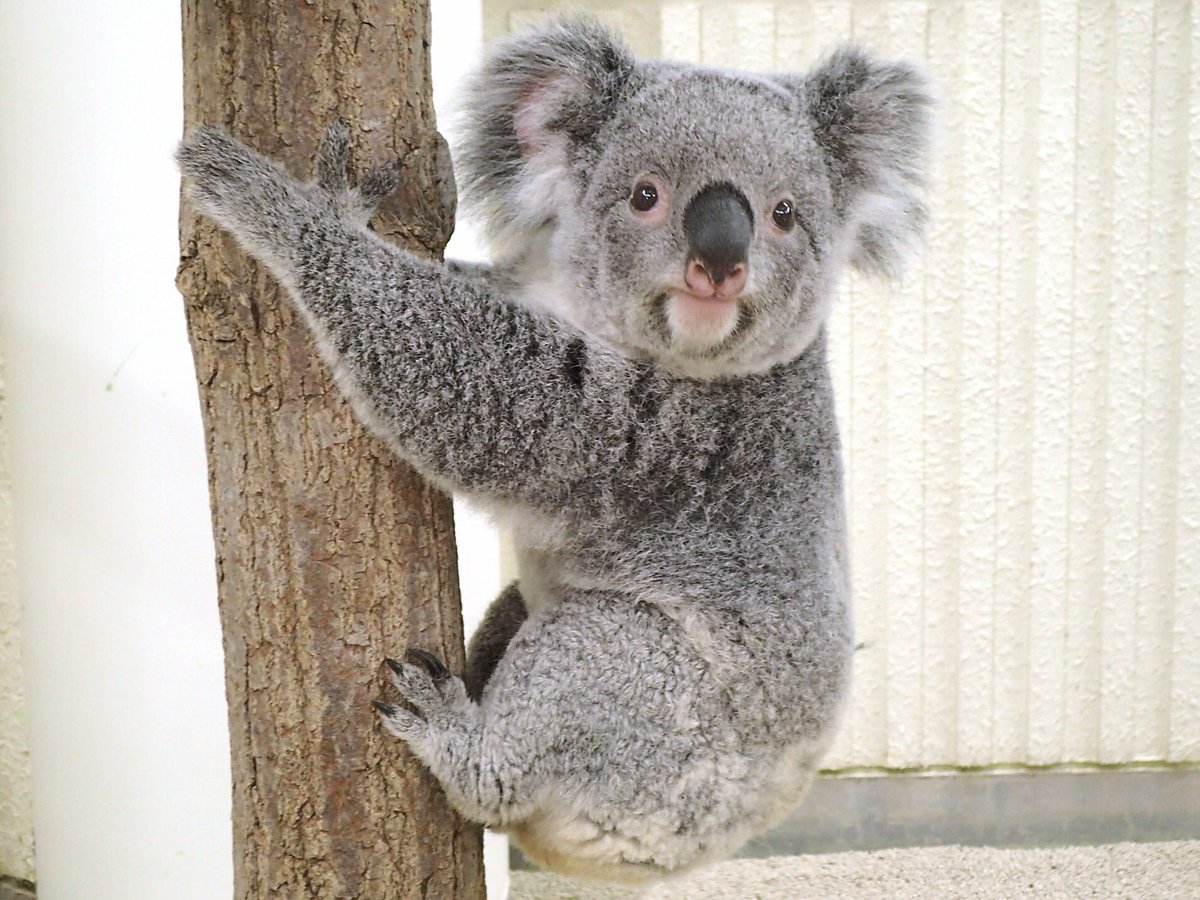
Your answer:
(176, 2), (486, 897)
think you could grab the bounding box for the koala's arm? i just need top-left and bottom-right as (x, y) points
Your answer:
(177, 123), (622, 502)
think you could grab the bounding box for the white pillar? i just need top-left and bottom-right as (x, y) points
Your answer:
(0, 3), (232, 898)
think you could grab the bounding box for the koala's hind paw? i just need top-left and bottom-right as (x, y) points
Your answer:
(373, 699), (425, 740)
(404, 647), (451, 682)
(385, 652), (466, 705)
(314, 118), (402, 224)
(376, 649), (469, 735)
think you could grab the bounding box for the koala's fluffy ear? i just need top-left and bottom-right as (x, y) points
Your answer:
(457, 19), (638, 248)
(792, 47), (933, 277)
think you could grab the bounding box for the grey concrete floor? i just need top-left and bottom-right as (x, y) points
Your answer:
(510, 841), (1200, 899)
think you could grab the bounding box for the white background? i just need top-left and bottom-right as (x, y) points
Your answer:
(0, 0), (502, 896)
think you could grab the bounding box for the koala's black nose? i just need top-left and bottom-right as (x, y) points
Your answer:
(682, 182), (754, 286)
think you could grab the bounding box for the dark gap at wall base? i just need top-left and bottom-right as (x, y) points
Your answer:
(744, 767), (1200, 856)
(510, 767), (1200, 869)
(0, 876), (35, 900)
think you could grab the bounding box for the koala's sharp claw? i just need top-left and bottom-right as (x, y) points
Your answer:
(383, 657), (404, 676)
(406, 648), (451, 682)
(373, 699), (397, 716)
(373, 698), (426, 741)
(317, 118), (352, 191)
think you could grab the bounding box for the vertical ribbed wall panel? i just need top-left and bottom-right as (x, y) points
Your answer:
(1065, 0), (1114, 765)
(484, 0), (1199, 769)
(991, 0), (1039, 769)
(956, 0), (1004, 769)
(1173, 1), (1200, 764)
(1101, 0), (1152, 764)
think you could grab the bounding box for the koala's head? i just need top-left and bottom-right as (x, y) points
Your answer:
(458, 19), (932, 378)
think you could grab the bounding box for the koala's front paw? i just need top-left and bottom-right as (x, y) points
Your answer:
(314, 118), (402, 226)
(374, 649), (468, 742)
(176, 127), (309, 240)
(177, 119), (403, 252)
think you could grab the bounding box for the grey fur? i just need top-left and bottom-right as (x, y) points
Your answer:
(177, 18), (930, 882)
(464, 582), (527, 701)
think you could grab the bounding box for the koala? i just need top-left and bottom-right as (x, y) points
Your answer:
(177, 18), (930, 883)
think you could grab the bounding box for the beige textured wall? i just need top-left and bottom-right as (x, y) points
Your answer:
(484, 0), (1200, 770)
(0, 356), (35, 883)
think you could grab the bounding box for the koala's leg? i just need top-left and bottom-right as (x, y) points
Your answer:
(375, 648), (539, 827)
(374, 592), (592, 831)
(464, 582), (527, 701)
(376, 589), (755, 877)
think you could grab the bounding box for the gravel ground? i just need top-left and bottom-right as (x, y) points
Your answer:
(509, 841), (1200, 899)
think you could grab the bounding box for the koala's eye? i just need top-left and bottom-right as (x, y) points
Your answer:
(772, 199), (796, 232)
(631, 182), (659, 213)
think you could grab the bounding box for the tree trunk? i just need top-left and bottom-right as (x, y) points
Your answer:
(176, 2), (486, 897)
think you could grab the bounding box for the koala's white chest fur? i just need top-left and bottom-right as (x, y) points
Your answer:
(493, 502), (607, 613)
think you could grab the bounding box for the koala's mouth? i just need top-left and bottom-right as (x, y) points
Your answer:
(653, 289), (744, 354)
